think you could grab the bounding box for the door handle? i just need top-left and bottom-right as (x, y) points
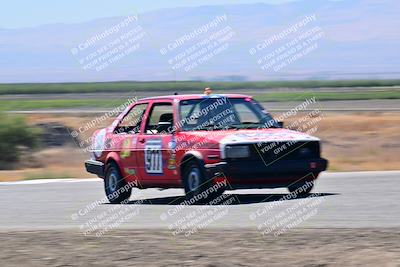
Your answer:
(139, 138), (145, 144)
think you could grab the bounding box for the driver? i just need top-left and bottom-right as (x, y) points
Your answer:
(204, 87), (212, 95)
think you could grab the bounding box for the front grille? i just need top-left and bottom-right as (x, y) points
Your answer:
(250, 141), (320, 161)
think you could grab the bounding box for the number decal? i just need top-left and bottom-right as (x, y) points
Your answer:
(144, 140), (163, 174)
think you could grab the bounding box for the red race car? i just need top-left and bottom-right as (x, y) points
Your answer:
(85, 94), (328, 203)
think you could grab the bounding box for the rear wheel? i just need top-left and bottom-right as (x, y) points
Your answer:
(183, 161), (225, 204)
(104, 162), (132, 204)
(288, 180), (314, 196)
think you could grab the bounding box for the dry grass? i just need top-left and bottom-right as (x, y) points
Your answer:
(282, 112), (400, 171)
(0, 112), (398, 181)
(0, 147), (89, 181)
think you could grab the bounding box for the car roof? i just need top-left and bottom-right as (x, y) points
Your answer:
(139, 94), (252, 102)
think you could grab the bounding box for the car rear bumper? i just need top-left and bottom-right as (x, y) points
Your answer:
(84, 159), (105, 178)
(204, 158), (328, 189)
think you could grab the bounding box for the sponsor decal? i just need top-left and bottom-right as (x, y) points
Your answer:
(124, 167), (137, 176)
(167, 154), (177, 170)
(168, 139), (177, 150)
(167, 136), (177, 170)
(120, 138), (132, 158)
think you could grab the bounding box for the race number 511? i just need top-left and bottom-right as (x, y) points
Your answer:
(145, 140), (163, 174)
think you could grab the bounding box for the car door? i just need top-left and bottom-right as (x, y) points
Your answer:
(112, 102), (148, 184)
(135, 101), (179, 186)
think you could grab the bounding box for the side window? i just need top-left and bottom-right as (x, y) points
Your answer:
(115, 104), (148, 134)
(145, 103), (174, 135)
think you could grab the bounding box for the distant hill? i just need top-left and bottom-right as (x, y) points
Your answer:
(0, 0), (399, 82)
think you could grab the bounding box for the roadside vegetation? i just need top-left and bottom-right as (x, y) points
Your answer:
(255, 90), (400, 102)
(0, 99), (118, 111)
(0, 90), (399, 110)
(0, 79), (400, 95)
(0, 113), (40, 169)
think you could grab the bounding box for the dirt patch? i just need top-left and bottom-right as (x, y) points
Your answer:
(35, 122), (79, 147)
(0, 228), (399, 266)
(286, 112), (400, 171)
(0, 147), (89, 181)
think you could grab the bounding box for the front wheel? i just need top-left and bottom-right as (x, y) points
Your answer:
(183, 161), (225, 204)
(104, 162), (132, 204)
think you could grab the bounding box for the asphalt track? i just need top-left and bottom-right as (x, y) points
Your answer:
(0, 171), (399, 232)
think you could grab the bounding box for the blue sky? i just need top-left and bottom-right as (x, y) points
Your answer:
(1, 0), (298, 28)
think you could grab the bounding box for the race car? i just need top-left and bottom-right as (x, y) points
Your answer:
(85, 93), (328, 203)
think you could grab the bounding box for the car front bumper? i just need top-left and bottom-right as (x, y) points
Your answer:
(84, 159), (105, 178)
(204, 158), (328, 189)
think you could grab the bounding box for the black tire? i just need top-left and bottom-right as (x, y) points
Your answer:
(104, 162), (132, 204)
(288, 180), (314, 196)
(183, 160), (225, 204)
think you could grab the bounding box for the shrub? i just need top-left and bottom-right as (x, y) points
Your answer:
(0, 113), (40, 168)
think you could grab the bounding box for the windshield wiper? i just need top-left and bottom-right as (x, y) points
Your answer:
(257, 121), (282, 129)
(226, 123), (261, 129)
(216, 125), (240, 130)
(190, 125), (239, 131)
(229, 122), (282, 129)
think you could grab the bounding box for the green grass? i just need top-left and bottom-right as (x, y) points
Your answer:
(1, 79), (400, 95)
(0, 99), (126, 111)
(1, 90), (399, 110)
(255, 90), (400, 102)
(24, 171), (74, 180)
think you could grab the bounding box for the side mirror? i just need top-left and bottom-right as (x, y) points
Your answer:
(277, 121), (284, 128)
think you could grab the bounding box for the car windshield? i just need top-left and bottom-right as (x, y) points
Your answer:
(179, 97), (280, 131)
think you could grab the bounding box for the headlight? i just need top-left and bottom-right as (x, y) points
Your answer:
(225, 145), (250, 158)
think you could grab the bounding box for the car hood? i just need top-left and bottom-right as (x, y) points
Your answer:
(178, 128), (320, 147)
